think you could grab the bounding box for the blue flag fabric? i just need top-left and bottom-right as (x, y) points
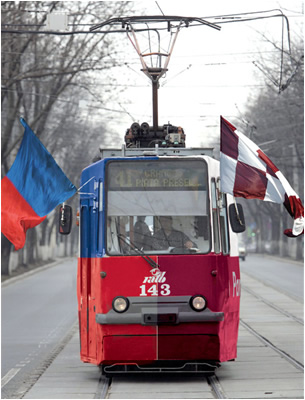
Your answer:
(8, 118), (77, 216)
(1, 118), (77, 249)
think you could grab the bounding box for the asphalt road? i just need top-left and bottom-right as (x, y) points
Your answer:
(240, 253), (304, 301)
(1, 258), (78, 398)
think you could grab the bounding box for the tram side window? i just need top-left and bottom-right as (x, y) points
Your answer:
(81, 204), (97, 257)
(219, 193), (230, 255)
(211, 179), (220, 254)
(81, 206), (89, 257)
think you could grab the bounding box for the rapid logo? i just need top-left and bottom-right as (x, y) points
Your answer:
(139, 268), (171, 296)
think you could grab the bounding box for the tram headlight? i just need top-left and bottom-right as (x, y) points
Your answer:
(190, 295), (207, 312)
(113, 296), (129, 313)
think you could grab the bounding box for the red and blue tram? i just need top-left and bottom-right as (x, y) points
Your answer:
(74, 135), (245, 374)
(56, 14), (246, 375)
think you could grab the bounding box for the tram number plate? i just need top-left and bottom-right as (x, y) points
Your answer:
(144, 313), (177, 325)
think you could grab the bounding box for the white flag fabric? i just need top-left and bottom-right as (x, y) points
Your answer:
(220, 116), (304, 237)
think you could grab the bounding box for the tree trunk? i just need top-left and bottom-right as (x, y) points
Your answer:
(25, 228), (37, 265)
(40, 219), (49, 246)
(271, 215), (280, 254)
(1, 234), (12, 275)
(296, 239), (304, 260)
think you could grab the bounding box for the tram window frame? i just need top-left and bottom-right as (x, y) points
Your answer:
(98, 181), (104, 253)
(211, 178), (221, 254)
(81, 205), (89, 258)
(219, 191), (230, 255)
(104, 158), (211, 256)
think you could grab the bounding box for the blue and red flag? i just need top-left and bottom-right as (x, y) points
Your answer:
(1, 118), (77, 250)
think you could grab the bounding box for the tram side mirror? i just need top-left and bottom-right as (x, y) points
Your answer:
(59, 205), (72, 235)
(229, 203), (246, 233)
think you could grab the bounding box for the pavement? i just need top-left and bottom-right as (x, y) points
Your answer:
(22, 264), (303, 399)
(217, 269), (304, 399)
(23, 328), (101, 399)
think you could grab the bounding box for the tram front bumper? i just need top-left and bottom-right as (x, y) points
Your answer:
(96, 296), (224, 325)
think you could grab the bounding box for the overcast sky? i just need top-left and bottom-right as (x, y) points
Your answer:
(99, 0), (303, 149)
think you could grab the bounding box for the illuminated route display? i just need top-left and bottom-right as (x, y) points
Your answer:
(107, 160), (207, 190)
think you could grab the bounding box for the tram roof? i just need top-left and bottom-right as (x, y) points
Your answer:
(98, 145), (214, 159)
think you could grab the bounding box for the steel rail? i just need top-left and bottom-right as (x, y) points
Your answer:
(242, 285), (304, 325)
(207, 374), (227, 398)
(240, 319), (304, 372)
(96, 375), (111, 399)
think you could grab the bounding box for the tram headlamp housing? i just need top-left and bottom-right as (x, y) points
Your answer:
(113, 296), (129, 313)
(190, 295), (207, 312)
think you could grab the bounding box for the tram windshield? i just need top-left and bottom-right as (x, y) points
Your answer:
(105, 159), (210, 255)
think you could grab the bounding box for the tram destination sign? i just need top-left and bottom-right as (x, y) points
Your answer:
(107, 160), (207, 190)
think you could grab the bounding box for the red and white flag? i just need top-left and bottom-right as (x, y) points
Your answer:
(220, 116), (304, 237)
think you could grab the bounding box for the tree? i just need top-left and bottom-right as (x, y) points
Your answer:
(242, 32), (304, 259)
(1, 1), (133, 274)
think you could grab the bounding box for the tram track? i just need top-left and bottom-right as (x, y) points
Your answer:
(239, 277), (304, 373)
(207, 374), (227, 398)
(239, 279), (304, 375)
(97, 374), (228, 399)
(240, 318), (304, 372)
(96, 376), (111, 399)
(242, 284), (304, 325)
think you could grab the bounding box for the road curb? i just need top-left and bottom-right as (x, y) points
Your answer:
(1, 257), (76, 288)
(12, 321), (79, 399)
(251, 253), (304, 266)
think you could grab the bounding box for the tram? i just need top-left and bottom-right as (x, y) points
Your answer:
(59, 15), (246, 374)
(70, 126), (245, 374)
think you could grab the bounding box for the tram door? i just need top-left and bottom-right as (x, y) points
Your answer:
(78, 201), (97, 361)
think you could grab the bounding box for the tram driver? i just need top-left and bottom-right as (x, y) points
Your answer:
(133, 216), (152, 251)
(152, 216), (197, 251)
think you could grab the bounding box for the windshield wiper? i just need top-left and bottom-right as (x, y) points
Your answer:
(118, 233), (160, 270)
